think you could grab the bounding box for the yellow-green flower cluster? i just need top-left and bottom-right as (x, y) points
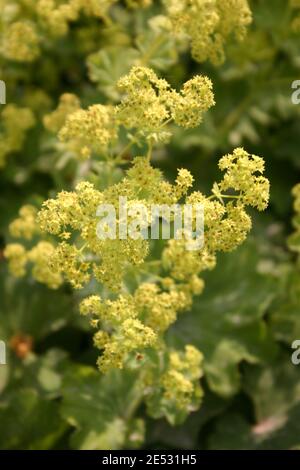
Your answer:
(117, 66), (214, 138)
(9, 205), (39, 240)
(134, 283), (190, 333)
(36, 0), (78, 37)
(59, 104), (117, 159)
(0, 0), (116, 62)
(80, 293), (157, 371)
(43, 67), (214, 161)
(35, 155), (214, 291)
(97, 318), (157, 372)
(6, 211), (32, 248)
(218, 147), (270, 211)
(0, 105), (35, 167)
(5, 145), (269, 384)
(80, 278), (201, 373)
(44, 94), (81, 134)
(49, 242), (90, 289)
(3, 60), (270, 428)
(36, 0), (115, 37)
(175, 168), (195, 198)
(163, 0), (252, 65)
(37, 176), (150, 290)
(291, 0), (300, 31)
(4, 240), (62, 288)
(4, 243), (28, 277)
(0, 21), (40, 62)
(4, 204), (63, 288)
(145, 345), (204, 424)
(6, 144), (269, 328)
(163, 241), (216, 282)
(27, 242), (63, 288)
(162, 148), (269, 282)
(161, 346), (203, 409)
(1, 0), (274, 433)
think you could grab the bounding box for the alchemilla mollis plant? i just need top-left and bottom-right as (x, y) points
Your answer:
(1, 0), (300, 451)
(4, 63), (270, 430)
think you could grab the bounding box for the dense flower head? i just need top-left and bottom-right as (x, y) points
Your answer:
(163, 0), (252, 65)
(116, 66), (214, 138)
(59, 104), (117, 159)
(4, 237), (63, 289)
(49, 242), (90, 289)
(163, 241), (216, 281)
(207, 202), (252, 252)
(44, 94), (81, 134)
(43, 68), (214, 163)
(79, 281), (202, 374)
(145, 345), (204, 424)
(0, 105), (35, 167)
(4, 243), (28, 277)
(80, 293), (158, 372)
(6, 140), (270, 384)
(175, 168), (195, 197)
(161, 345), (204, 409)
(117, 66), (173, 134)
(6, 143), (269, 300)
(162, 148), (269, 282)
(1, 21), (40, 62)
(170, 76), (215, 128)
(134, 283), (190, 332)
(27, 242), (63, 289)
(9, 205), (39, 240)
(291, 0), (300, 31)
(218, 148), (270, 210)
(0, 0), (117, 62)
(36, 0), (115, 37)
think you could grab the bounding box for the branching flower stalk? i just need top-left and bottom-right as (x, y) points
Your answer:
(4, 65), (270, 426)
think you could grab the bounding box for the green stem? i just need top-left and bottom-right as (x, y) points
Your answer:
(139, 34), (166, 66)
(208, 194), (241, 201)
(123, 371), (148, 422)
(114, 138), (137, 165)
(146, 141), (153, 162)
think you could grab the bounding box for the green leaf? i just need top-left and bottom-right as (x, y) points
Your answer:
(243, 353), (300, 430)
(87, 47), (140, 101)
(7, 349), (70, 398)
(262, 404), (300, 450)
(167, 240), (278, 397)
(0, 388), (65, 449)
(135, 32), (177, 71)
(61, 365), (142, 450)
(147, 388), (227, 449)
(0, 266), (73, 342)
(270, 268), (300, 343)
(207, 413), (257, 450)
(208, 405), (300, 450)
